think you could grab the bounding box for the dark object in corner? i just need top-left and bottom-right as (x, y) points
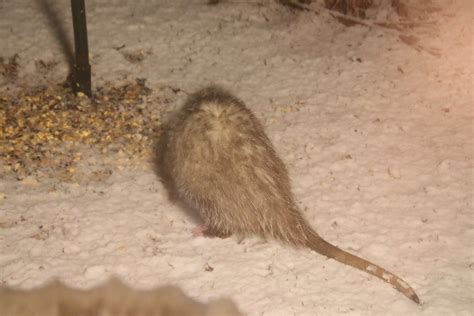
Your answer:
(70, 0), (91, 97)
(0, 278), (243, 316)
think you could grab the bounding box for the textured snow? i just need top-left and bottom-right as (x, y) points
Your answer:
(0, 0), (473, 315)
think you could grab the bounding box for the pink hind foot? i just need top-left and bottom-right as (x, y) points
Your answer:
(191, 225), (232, 239)
(192, 225), (208, 237)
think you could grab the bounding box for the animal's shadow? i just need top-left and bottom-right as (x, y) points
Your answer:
(37, 0), (74, 81)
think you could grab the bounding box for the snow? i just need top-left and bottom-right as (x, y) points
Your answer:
(0, 0), (472, 315)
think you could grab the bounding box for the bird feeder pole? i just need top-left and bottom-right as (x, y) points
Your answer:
(70, 0), (91, 97)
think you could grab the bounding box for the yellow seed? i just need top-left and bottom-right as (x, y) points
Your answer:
(80, 130), (91, 138)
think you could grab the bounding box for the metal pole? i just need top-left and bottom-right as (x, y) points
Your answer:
(71, 0), (91, 97)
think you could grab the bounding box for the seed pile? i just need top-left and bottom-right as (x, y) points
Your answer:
(0, 79), (162, 182)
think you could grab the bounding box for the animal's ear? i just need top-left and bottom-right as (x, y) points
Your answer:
(205, 298), (243, 316)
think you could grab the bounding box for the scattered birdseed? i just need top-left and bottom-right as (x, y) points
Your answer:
(0, 79), (163, 182)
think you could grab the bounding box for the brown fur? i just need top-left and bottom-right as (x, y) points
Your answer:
(160, 86), (420, 304)
(0, 278), (242, 316)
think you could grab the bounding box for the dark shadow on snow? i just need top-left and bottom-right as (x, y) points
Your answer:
(36, 0), (74, 73)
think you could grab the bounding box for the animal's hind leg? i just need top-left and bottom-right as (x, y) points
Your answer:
(192, 225), (232, 239)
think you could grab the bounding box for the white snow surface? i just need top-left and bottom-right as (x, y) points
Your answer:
(0, 0), (473, 315)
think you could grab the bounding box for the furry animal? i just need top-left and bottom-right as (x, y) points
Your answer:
(0, 278), (242, 316)
(160, 86), (420, 304)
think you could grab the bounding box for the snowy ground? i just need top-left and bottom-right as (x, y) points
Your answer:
(0, 0), (473, 315)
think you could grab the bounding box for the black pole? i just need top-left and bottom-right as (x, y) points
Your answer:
(71, 0), (91, 97)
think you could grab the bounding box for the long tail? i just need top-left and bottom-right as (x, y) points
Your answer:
(302, 224), (420, 304)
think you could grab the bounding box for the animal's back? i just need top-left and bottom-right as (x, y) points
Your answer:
(163, 86), (305, 241)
